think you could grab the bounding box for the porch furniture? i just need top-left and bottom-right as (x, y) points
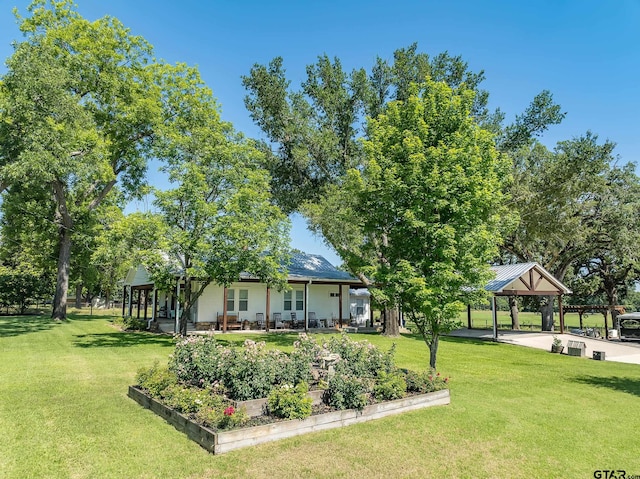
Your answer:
(216, 313), (241, 330)
(290, 312), (300, 329)
(308, 312), (319, 328)
(255, 312), (265, 330)
(273, 312), (284, 329)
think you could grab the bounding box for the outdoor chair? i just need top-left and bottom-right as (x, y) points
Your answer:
(308, 312), (319, 328)
(255, 312), (265, 330)
(273, 312), (284, 329)
(290, 312), (300, 329)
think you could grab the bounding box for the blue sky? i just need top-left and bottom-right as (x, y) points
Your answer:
(2, 1), (639, 265)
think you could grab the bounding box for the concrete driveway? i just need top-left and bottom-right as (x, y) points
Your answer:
(448, 329), (640, 365)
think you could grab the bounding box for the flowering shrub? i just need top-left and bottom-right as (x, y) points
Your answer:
(136, 362), (177, 397)
(324, 373), (371, 410)
(160, 384), (217, 414)
(169, 336), (229, 388)
(325, 335), (396, 378)
(267, 382), (313, 419)
(373, 370), (407, 401)
(223, 340), (283, 400)
(195, 400), (248, 430)
(403, 369), (449, 394)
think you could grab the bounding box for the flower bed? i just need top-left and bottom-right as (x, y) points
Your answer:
(130, 333), (450, 452)
(128, 385), (450, 454)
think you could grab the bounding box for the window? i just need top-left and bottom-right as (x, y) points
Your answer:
(226, 289), (235, 312)
(296, 290), (304, 310)
(284, 291), (292, 311)
(239, 289), (248, 311)
(356, 299), (364, 316)
(284, 290), (304, 311)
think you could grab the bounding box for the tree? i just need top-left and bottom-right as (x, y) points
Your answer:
(151, 66), (290, 336)
(502, 133), (620, 329)
(243, 44), (504, 336)
(569, 164), (640, 325)
(309, 80), (509, 368)
(0, 1), (168, 320)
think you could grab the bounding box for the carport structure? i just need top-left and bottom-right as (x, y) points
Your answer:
(474, 262), (572, 341)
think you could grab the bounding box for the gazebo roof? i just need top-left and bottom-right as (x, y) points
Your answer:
(486, 262), (571, 296)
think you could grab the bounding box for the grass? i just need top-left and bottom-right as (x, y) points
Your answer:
(1, 312), (639, 478)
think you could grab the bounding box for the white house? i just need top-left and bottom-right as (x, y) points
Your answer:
(122, 252), (366, 332)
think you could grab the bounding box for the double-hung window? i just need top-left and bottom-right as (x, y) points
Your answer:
(284, 290), (304, 311)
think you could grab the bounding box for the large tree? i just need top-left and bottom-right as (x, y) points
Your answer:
(309, 80), (509, 368)
(502, 133), (620, 329)
(151, 66), (290, 336)
(243, 44), (503, 335)
(0, 1), (208, 320)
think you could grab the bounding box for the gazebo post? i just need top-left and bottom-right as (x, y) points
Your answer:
(491, 296), (498, 341)
(467, 304), (472, 329)
(558, 294), (564, 334)
(122, 285), (126, 317)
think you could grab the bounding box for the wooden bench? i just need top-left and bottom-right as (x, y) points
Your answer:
(216, 314), (241, 331)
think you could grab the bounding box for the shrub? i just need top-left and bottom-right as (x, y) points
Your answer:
(325, 335), (396, 378)
(403, 369), (449, 394)
(115, 316), (147, 331)
(223, 340), (282, 400)
(161, 384), (215, 414)
(267, 382), (313, 419)
(195, 403), (248, 430)
(136, 362), (177, 398)
(373, 370), (407, 401)
(324, 373), (370, 410)
(169, 336), (228, 388)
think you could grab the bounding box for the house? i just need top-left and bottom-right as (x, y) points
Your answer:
(122, 252), (365, 333)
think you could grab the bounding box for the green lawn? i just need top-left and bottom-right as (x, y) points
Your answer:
(1, 313), (639, 478)
(460, 310), (611, 331)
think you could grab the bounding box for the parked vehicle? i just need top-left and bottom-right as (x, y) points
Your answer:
(615, 313), (640, 341)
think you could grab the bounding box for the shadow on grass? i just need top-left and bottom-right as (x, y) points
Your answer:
(73, 331), (175, 348)
(571, 375), (640, 397)
(399, 330), (500, 347)
(0, 315), (59, 338)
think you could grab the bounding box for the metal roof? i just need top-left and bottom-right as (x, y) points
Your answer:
(286, 252), (359, 282)
(486, 262), (571, 295)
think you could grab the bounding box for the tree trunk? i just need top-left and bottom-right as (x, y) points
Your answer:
(509, 296), (520, 330)
(429, 334), (439, 369)
(179, 279), (191, 336)
(52, 181), (73, 321)
(382, 306), (399, 337)
(540, 295), (555, 331)
(52, 226), (72, 321)
(75, 283), (83, 309)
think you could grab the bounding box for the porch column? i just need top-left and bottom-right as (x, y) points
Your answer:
(338, 284), (343, 327)
(558, 294), (564, 334)
(491, 296), (498, 341)
(467, 304), (472, 329)
(122, 285), (126, 317)
(223, 287), (228, 333)
(603, 310), (610, 340)
(304, 282), (309, 332)
(265, 286), (270, 332)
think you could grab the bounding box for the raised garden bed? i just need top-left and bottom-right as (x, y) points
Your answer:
(128, 385), (450, 454)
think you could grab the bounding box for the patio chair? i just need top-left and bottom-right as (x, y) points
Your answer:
(273, 312), (284, 329)
(308, 312), (319, 328)
(290, 312), (300, 329)
(256, 312), (265, 330)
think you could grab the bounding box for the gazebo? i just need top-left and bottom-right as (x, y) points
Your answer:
(478, 262), (572, 340)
